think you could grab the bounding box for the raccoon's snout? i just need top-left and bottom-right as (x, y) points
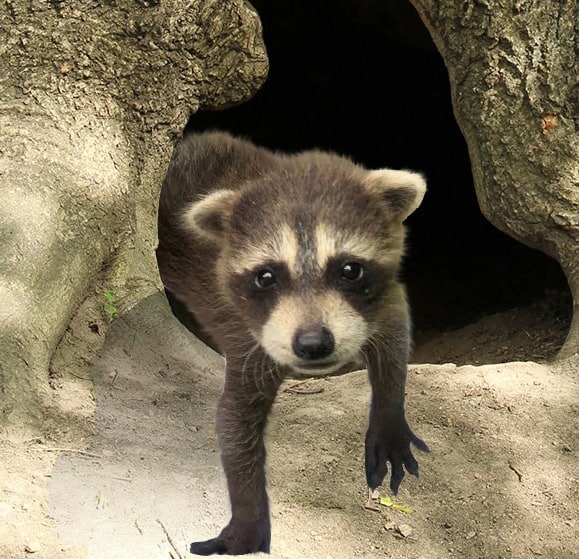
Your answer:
(260, 294), (368, 373)
(292, 327), (335, 360)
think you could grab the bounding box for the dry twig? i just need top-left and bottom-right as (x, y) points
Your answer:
(284, 380), (324, 395)
(157, 519), (185, 559)
(29, 447), (101, 459)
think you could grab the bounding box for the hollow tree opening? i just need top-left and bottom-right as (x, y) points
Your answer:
(183, 0), (571, 364)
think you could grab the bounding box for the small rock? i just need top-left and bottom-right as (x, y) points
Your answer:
(466, 530), (476, 539)
(384, 521), (397, 531)
(25, 542), (41, 553)
(397, 524), (413, 538)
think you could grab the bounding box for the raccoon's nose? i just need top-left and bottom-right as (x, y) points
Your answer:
(292, 327), (335, 360)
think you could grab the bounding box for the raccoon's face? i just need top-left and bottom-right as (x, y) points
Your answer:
(224, 232), (385, 374)
(183, 154), (426, 375)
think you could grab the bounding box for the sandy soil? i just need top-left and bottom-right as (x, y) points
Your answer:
(0, 292), (577, 559)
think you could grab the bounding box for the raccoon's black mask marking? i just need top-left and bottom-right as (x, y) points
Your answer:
(228, 260), (291, 328)
(324, 254), (397, 317)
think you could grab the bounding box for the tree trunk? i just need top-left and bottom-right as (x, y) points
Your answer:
(409, 0), (578, 359)
(0, 0), (268, 437)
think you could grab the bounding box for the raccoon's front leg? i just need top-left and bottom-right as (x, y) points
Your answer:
(364, 319), (429, 495)
(190, 363), (281, 556)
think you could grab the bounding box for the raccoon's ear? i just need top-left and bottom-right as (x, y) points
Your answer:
(363, 169), (426, 221)
(181, 189), (238, 242)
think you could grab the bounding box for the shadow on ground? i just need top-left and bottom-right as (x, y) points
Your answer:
(44, 294), (578, 558)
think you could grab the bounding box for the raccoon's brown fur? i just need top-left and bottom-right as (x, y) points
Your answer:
(157, 131), (429, 556)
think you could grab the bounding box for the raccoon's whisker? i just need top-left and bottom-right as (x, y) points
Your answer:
(262, 355), (272, 393)
(254, 354), (263, 393)
(266, 359), (283, 391)
(364, 333), (387, 371)
(240, 342), (261, 386)
(251, 349), (265, 393)
(255, 351), (282, 394)
(260, 353), (277, 394)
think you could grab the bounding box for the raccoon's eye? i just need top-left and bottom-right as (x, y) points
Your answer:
(341, 261), (364, 282)
(254, 268), (276, 289)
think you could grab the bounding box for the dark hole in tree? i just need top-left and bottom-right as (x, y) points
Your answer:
(184, 0), (571, 364)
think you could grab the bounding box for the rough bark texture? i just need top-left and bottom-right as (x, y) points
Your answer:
(0, 0), (268, 437)
(408, 0), (578, 359)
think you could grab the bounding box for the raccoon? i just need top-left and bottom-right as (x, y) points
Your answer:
(156, 131), (429, 556)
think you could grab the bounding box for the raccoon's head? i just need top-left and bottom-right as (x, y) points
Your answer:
(182, 153), (426, 375)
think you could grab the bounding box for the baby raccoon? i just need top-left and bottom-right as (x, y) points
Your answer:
(157, 131), (429, 556)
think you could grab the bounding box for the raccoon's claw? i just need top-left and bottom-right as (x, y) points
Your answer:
(190, 519), (271, 556)
(365, 410), (429, 494)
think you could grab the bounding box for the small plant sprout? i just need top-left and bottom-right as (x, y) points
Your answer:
(103, 290), (119, 321)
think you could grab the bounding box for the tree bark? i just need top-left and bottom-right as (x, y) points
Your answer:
(408, 0), (578, 359)
(0, 0), (268, 437)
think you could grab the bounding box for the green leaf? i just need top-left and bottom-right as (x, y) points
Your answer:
(103, 304), (118, 316)
(379, 496), (413, 514)
(104, 290), (116, 303)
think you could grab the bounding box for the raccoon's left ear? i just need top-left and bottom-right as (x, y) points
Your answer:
(181, 189), (238, 242)
(363, 169), (426, 221)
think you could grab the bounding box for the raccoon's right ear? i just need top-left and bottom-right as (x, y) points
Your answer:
(181, 189), (238, 242)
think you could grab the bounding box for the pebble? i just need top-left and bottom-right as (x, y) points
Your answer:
(397, 524), (413, 538)
(25, 542), (41, 553)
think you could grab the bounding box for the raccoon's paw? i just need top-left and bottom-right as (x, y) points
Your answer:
(190, 518), (271, 556)
(365, 409), (429, 495)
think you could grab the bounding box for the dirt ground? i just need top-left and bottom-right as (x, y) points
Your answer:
(0, 291), (577, 559)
